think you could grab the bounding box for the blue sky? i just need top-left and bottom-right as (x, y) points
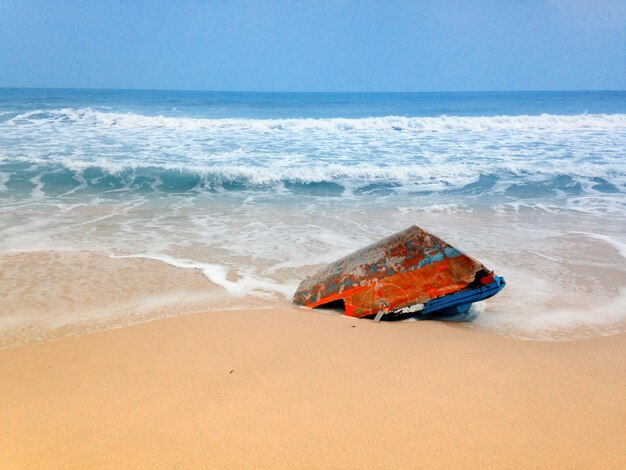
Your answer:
(1, 0), (624, 92)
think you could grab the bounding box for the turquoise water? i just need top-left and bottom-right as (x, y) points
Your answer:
(1, 89), (625, 342)
(1, 89), (625, 204)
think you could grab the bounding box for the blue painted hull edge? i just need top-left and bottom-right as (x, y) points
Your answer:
(418, 275), (506, 318)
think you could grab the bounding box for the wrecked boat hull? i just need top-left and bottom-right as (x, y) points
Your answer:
(293, 225), (506, 320)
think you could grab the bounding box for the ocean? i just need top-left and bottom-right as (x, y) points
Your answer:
(1, 88), (625, 346)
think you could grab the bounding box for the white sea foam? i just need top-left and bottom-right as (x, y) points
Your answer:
(568, 231), (626, 259)
(7, 108), (626, 132)
(0, 172), (8, 191)
(2, 109), (624, 203)
(475, 288), (626, 340)
(110, 253), (298, 299)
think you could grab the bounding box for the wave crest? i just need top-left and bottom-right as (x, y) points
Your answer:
(7, 108), (626, 132)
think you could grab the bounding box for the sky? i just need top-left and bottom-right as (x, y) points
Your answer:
(0, 0), (625, 92)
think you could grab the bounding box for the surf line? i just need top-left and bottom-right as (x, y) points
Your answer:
(568, 231), (626, 259)
(108, 253), (295, 298)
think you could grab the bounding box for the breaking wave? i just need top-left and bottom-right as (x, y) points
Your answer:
(4, 107), (626, 131)
(0, 163), (624, 205)
(1, 109), (625, 203)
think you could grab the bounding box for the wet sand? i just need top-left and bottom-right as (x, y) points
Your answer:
(1, 307), (624, 469)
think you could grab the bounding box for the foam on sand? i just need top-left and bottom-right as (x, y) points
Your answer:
(110, 253), (298, 299)
(569, 231), (626, 259)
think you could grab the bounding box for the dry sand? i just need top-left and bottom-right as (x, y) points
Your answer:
(1, 306), (625, 469)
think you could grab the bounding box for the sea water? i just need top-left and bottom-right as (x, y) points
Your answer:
(1, 88), (625, 345)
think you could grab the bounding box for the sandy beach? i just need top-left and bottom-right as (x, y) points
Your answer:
(1, 306), (624, 469)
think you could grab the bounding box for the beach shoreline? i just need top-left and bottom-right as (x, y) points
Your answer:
(1, 307), (624, 469)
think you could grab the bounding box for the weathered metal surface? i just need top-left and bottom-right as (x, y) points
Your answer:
(293, 225), (502, 318)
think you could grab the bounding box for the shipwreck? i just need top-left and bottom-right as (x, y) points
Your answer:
(293, 225), (505, 321)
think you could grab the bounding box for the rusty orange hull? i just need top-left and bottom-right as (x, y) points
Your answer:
(293, 225), (505, 319)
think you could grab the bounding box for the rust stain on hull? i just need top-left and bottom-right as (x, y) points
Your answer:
(293, 225), (503, 319)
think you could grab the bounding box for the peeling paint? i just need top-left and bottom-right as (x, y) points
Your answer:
(293, 225), (505, 319)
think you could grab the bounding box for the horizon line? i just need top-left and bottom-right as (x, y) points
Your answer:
(1, 86), (625, 95)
